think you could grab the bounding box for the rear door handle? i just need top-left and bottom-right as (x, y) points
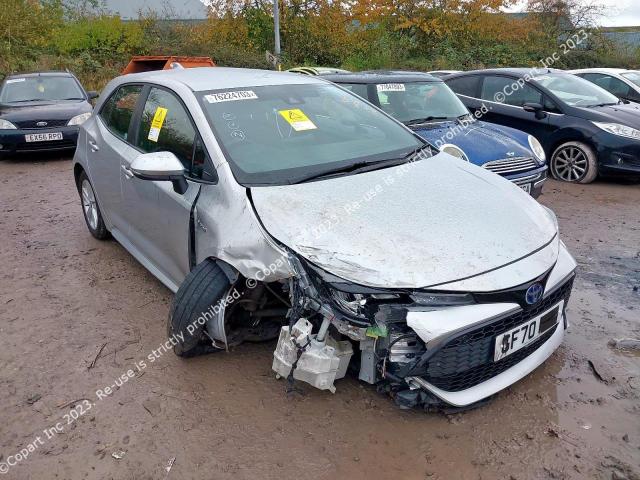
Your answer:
(89, 140), (99, 152)
(121, 164), (134, 179)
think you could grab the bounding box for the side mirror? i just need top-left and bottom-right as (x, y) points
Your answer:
(130, 152), (188, 194)
(523, 102), (546, 119)
(87, 91), (99, 100)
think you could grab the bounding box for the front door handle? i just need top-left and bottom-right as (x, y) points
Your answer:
(121, 164), (134, 179)
(89, 140), (99, 152)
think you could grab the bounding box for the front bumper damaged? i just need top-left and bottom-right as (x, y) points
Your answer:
(275, 242), (576, 410)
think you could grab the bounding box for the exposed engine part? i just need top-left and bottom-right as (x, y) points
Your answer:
(387, 332), (424, 364)
(273, 318), (353, 393)
(358, 338), (377, 384)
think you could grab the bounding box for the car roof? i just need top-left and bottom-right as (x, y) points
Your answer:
(119, 67), (325, 91)
(6, 71), (76, 79)
(568, 68), (630, 74)
(321, 70), (441, 84)
(447, 68), (564, 78)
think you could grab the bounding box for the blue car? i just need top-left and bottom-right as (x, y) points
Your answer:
(322, 71), (548, 197)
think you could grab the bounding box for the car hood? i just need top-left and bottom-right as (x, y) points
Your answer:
(574, 102), (640, 127)
(412, 120), (532, 166)
(251, 154), (558, 289)
(0, 100), (91, 125)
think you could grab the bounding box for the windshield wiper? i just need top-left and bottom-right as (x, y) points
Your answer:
(62, 97), (85, 100)
(7, 99), (42, 103)
(588, 102), (619, 108)
(404, 116), (449, 127)
(291, 145), (433, 184)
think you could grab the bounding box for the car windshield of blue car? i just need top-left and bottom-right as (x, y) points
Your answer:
(374, 82), (469, 124)
(0, 76), (85, 104)
(621, 71), (640, 88)
(199, 83), (424, 186)
(533, 74), (619, 108)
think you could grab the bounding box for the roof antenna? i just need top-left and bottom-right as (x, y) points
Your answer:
(169, 62), (184, 70)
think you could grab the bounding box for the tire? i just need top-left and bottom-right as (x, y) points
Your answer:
(168, 260), (231, 357)
(78, 171), (109, 239)
(550, 141), (598, 184)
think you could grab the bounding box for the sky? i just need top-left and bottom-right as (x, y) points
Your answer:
(103, 0), (640, 27)
(505, 0), (640, 27)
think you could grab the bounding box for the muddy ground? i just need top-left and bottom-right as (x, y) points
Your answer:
(0, 155), (638, 480)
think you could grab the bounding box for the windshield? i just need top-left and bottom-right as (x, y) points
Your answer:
(0, 76), (85, 103)
(200, 83), (423, 185)
(621, 71), (640, 87)
(374, 81), (469, 123)
(533, 73), (619, 107)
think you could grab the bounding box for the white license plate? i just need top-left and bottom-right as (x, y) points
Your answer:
(518, 183), (532, 193)
(25, 132), (63, 142)
(494, 301), (563, 361)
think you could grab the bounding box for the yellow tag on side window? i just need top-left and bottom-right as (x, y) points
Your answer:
(278, 109), (317, 131)
(148, 107), (168, 142)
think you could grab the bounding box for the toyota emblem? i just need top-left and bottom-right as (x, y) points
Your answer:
(525, 283), (544, 305)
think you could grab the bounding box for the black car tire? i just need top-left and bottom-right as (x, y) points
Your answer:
(78, 172), (109, 239)
(550, 141), (598, 184)
(168, 260), (231, 357)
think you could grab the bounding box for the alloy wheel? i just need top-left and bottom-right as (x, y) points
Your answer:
(81, 179), (98, 230)
(552, 146), (588, 182)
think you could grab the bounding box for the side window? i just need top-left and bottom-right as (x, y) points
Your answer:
(602, 76), (631, 97)
(543, 95), (561, 114)
(481, 76), (542, 107)
(136, 87), (214, 180)
(446, 76), (480, 98)
(99, 85), (143, 141)
(583, 73), (631, 97)
(339, 83), (369, 100)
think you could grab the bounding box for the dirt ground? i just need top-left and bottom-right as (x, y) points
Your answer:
(0, 155), (638, 480)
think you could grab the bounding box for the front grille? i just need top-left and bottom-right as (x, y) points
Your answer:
(16, 140), (76, 151)
(15, 119), (69, 129)
(483, 157), (538, 175)
(423, 278), (573, 392)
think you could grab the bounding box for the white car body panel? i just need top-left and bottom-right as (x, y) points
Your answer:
(252, 154), (557, 289)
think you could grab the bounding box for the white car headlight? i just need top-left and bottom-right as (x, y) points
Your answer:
(527, 135), (546, 163)
(0, 118), (17, 130)
(440, 143), (468, 161)
(67, 112), (92, 126)
(592, 121), (640, 140)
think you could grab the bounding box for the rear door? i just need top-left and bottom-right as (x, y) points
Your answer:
(86, 84), (144, 232)
(120, 85), (215, 290)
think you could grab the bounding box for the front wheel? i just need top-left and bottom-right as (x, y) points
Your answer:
(168, 260), (231, 357)
(550, 141), (598, 184)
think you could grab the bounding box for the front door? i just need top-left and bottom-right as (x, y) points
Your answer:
(120, 86), (205, 290)
(478, 75), (553, 142)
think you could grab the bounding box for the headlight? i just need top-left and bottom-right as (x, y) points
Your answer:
(440, 143), (468, 161)
(328, 289), (402, 319)
(0, 118), (17, 130)
(67, 112), (92, 126)
(527, 135), (546, 163)
(592, 121), (640, 140)
(409, 292), (474, 307)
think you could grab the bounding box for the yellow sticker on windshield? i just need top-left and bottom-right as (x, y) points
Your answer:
(278, 109), (317, 131)
(148, 107), (168, 142)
